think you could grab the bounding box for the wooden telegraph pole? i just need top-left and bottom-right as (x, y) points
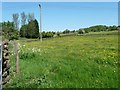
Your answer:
(39, 4), (42, 42)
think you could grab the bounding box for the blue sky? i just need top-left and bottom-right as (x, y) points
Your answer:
(2, 2), (118, 32)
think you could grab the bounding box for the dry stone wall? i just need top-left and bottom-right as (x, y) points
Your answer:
(2, 41), (10, 85)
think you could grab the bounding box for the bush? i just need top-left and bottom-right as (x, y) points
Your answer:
(42, 31), (54, 38)
(63, 29), (70, 34)
(78, 29), (85, 34)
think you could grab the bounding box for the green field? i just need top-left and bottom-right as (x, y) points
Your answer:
(6, 31), (119, 88)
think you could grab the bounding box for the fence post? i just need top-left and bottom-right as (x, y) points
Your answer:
(14, 40), (19, 74)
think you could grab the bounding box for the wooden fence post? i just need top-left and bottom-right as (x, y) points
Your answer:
(14, 40), (19, 74)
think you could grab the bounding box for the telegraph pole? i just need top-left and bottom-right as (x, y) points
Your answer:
(39, 4), (42, 42)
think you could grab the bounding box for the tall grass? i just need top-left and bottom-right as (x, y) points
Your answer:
(6, 34), (118, 88)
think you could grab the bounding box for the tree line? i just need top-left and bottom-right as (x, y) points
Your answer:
(0, 12), (39, 40)
(0, 11), (119, 40)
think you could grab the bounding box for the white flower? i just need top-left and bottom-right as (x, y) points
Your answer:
(38, 49), (41, 52)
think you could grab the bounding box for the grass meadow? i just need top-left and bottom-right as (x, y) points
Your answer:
(6, 31), (119, 88)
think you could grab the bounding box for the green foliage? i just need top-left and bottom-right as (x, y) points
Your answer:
(61, 25), (118, 35)
(57, 33), (60, 37)
(19, 45), (39, 60)
(63, 29), (70, 34)
(1, 21), (19, 40)
(83, 25), (118, 33)
(71, 30), (76, 33)
(20, 25), (28, 37)
(9, 30), (19, 40)
(20, 19), (39, 38)
(108, 26), (118, 31)
(42, 31), (54, 38)
(78, 29), (85, 34)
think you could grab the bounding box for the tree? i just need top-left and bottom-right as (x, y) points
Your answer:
(63, 29), (70, 34)
(33, 19), (39, 38)
(71, 30), (75, 33)
(12, 13), (19, 30)
(20, 25), (28, 37)
(57, 32), (60, 37)
(20, 19), (39, 38)
(2, 21), (19, 40)
(21, 12), (27, 26)
(78, 29), (85, 34)
(27, 13), (35, 23)
(41, 31), (54, 38)
(42, 31), (46, 38)
(108, 25), (117, 31)
(83, 25), (110, 32)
